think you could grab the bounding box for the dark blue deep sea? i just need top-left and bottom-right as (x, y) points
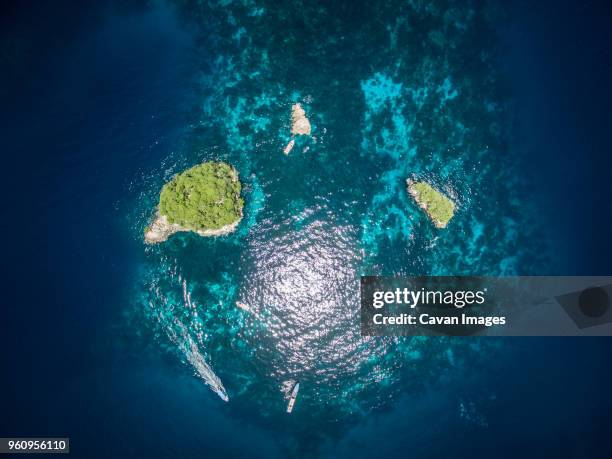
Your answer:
(1, 1), (612, 457)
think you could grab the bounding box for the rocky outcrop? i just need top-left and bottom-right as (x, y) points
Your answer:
(144, 212), (242, 244)
(290, 103), (311, 136)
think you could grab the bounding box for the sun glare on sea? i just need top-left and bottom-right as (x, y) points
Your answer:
(239, 219), (362, 378)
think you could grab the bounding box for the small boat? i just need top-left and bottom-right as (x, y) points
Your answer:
(286, 382), (300, 413)
(212, 382), (229, 402)
(236, 301), (262, 320)
(283, 139), (295, 155)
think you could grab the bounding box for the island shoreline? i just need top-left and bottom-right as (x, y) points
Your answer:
(144, 212), (243, 244)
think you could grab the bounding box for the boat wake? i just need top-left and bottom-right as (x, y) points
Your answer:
(166, 319), (229, 402)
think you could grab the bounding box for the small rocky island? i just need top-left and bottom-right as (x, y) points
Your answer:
(290, 103), (311, 136)
(407, 179), (455, 228)
(145, 161), (244, 244)
(284, 103), (311, 154)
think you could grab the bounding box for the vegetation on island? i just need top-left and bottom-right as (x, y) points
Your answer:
(159, 161), (243, 231)
(408, 180), (455, 228)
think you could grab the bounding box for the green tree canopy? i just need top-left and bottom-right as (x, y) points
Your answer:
(159, 161), (243, 231)
(409, 181), (455, 228)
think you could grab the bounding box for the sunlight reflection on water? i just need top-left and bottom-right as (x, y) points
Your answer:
(238, 218), (363, 381)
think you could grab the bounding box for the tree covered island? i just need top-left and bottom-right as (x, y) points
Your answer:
(407, 179), (455, 229)
(145, 161), (244, 244)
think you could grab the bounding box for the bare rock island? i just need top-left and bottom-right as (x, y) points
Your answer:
(290, 103), (311, 136)
(407, 179), (455, 229)
(145, 161), (244, 244)
(284, 103), (311, 154)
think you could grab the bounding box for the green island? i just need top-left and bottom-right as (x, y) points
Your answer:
(145, 161), (244, 244)
(407, 179), (455, 228)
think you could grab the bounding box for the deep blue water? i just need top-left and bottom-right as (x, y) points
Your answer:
(1, 1), (612, 458)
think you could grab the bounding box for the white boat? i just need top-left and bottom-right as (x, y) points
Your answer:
(286, 382), (300, 413)
(283, 139), (295, 155)
(236, 301), (263, 321)
(212, 382), (229, 402)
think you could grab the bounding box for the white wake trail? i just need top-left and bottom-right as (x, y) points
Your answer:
(165, 316), (229, 402)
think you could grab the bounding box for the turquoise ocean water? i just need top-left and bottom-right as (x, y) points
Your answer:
(124, 0), (546, 453)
